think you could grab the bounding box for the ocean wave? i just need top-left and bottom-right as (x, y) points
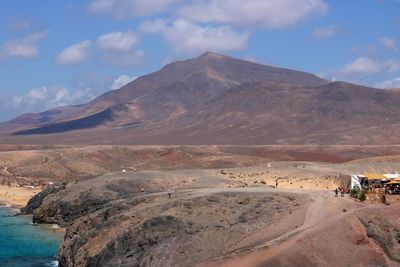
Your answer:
(47, 260), (59, 267)
(11, 208), (21, 213)
(0, 257), (59, 267)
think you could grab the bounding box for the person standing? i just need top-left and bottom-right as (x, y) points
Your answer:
(168, 190), (171, 199)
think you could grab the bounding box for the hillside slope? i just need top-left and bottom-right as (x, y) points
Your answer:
(2, 52), (400, 145)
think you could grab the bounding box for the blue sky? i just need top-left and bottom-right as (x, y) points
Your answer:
(0, 0), (399, 121)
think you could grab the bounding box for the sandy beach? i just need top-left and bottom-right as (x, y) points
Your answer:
(0, 185), (40, 208)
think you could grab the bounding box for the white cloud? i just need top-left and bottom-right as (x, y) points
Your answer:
(10, 72), (138, 112)
(0, 31), (47, 59)
(375, 77), (400, 89)
(313, 25), (339, 39)
(88, 0), (178, 18)
(102, 50), (145, 67)
(55, 40), (92, 65)
(111, 75), (137, 89)
(56, 31), (143, 67)
(177, 0), (328, 28)
(341, 57), (383, 75)
(11, 86), (93, 111)
(324, 57), (400, 76)
(320, 57), (400, 84)
(140, 19), (248, 54)
(379, 37), (398, 51)
(97, 31), (138, 51)
(71, 72), (138, 92)
(88, 0), (114, 13)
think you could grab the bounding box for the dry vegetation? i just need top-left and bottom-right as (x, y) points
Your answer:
(2, 144), (400, 187)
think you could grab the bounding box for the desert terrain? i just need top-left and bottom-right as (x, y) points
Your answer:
(0, 144), (397, 266)
(0, 5), (398, 264)
(2, 54), (400, 266)
(2, 144), (400, 187)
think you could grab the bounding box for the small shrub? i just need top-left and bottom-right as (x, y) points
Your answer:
(350, 186), (360, 198)
(358, 190), (366, 202)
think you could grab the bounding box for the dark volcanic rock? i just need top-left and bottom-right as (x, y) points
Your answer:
(359, 213), (400, 262)
(22, 171), (307, 267)
(60, 215), (189, 267)
(21, 182), (67, 214)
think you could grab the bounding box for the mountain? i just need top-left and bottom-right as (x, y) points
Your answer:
(1, 52), (400, 145)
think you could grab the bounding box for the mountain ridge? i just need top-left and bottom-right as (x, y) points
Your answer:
(1, 52), (400, 145)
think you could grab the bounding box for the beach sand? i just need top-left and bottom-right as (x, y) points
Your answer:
(0, 185), (40, 208)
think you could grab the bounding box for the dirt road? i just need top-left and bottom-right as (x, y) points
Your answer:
(200, 189), (400, 267)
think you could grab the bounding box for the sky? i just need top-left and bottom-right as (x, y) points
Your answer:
(0, 0), (399, 121)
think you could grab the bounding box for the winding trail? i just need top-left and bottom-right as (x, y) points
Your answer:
(3, 166), (12, 176)
(198, 189), (393, 267)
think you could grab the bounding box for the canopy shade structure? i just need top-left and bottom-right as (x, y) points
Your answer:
(363, 173), (387, 180)
(383, 173), (400, 179)
(386, 180), (400, 185)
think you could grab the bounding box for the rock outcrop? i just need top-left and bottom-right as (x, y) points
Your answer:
(21, 182), (67, 214)
(23, 170), (307, 267)
(359, 211), (400, 262)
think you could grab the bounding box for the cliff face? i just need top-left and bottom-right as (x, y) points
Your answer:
(23, 170), (307, 267)
(23, 166), (400, 267)
(58, 192), (304, 267)
(22, 183), (67, 215)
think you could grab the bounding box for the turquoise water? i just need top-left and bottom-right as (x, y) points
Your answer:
(0, 206), (64, 267)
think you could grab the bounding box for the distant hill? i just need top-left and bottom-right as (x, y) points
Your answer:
(2, 52), (400, 145)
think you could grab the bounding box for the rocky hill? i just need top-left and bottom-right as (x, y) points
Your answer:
(21, 168), (400, 267)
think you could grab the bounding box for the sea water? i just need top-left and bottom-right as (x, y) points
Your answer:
(0, 206), (63, 267)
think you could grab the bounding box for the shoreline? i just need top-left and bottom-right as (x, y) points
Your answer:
(0, 185), (66, 235)
(0, 204), (64, 267)
(0, 185), (41, 209)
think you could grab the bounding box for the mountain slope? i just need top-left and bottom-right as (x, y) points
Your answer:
(2, 52), (400, 145)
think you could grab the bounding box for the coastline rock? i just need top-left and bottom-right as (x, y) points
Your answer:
(23, 170), (306, 267)
(21, 182), (67, 214)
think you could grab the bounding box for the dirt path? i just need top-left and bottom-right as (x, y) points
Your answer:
(199, 189), (375, 267)
(3, 166), (12, 176)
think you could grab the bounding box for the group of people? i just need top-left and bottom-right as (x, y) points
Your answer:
(334, 187), (345, 197)
(384, 184), (400, 195)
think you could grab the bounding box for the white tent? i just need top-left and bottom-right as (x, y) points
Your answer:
(383, 172), (400, 179)
(351, 172), (399, 189)
(351, 174), (366, 189)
